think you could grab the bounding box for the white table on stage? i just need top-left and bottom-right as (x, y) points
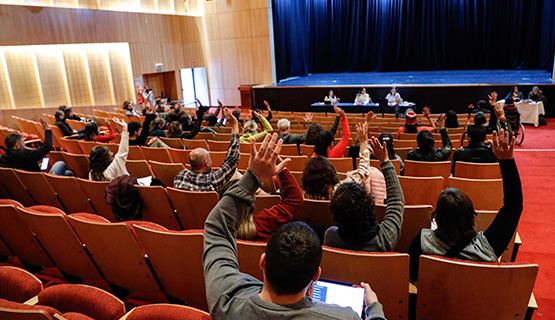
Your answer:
(499, 100), (545, 127)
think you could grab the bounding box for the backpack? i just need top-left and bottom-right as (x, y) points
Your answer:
(104, 175), (143, 221)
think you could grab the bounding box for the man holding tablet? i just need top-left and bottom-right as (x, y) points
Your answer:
(203, 133), (386, 320)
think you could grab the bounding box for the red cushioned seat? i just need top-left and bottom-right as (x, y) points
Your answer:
(0, 199), (23, 208)
(0, 298), (60, 317)
(28, 206), (66, 215)
(69, 213), (111, 223)
(62, 312), (96, 320)
(0, 266), (43, 303)
(123, 304), (211, 320)
(38, 284), (125, 320)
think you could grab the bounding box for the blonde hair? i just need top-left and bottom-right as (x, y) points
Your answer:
(242, 120), (258, 135)
(237, 212), (257, 240)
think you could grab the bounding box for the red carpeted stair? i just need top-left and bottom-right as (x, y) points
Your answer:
(514, 118), (555, 318)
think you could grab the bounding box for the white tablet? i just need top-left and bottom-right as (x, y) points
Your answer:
(309, 279), (365, 317)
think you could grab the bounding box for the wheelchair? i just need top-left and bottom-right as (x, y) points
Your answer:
(504, 108), (525, 146)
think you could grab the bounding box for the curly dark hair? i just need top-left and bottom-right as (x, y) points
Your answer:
(89, 146), (113, 181)
(302, 156), (339, 200)
(167, 121), (182, 138)
(304, 123), (323, 145)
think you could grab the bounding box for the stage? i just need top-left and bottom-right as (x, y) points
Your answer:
(252, 70), (554, 116)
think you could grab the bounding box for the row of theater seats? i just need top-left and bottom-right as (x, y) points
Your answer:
(0, 200), (538, 319)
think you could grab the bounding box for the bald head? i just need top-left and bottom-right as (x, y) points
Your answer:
(189, 148), (211, 171)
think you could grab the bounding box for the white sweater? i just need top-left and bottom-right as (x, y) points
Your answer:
(89, 131), (129, 181)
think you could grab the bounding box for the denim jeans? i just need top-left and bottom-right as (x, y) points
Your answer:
(49, 161), (74, 176)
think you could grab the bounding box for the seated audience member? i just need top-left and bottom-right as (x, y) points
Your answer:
(84, 119), (115, 143)
(486, 97), (514, 136)
(324, 90), (338, 104)
(396, 107), (436, 138)
(313, 106), (349, 158)
(367, 132), (405, 175)
(240, 112), (274, 143)
(324, 136), (405, 252)
(203, 133), (385, 319)
(473, 111), (487, 127)
(505, 85), (524, 101)
(468, 100), (491, 114)
(232, 108), (244, 126)
(277, 113), (313, 146)
(149, 118), (167, 138)
(408, 129), (521, 280)
(251, 100), (273, 123)
(354, 88), (371, 105)
(0, 118), (71, 176)
(54, 110), (85, 138)
(128, 110), (169, 148)
(89, 118), (129, 181)
(228, 166), (304, 241)
(445, 110), (459, 128)
(304, 114), (342, 146)
(173, 108), (240, 192)
(406, 114), (452, 161)
(167, 108), (204, 139)
(452, 125), (498, 174)
(303, 124), (371, 200)
(123, 100), (140, 116)
(64, 107), (81, 121)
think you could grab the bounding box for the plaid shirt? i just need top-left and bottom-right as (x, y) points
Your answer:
(173, 133), (240, 192)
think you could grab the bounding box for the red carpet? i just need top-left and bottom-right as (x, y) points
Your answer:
(513, 118), (555, 318)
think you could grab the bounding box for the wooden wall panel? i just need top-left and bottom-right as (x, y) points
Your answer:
(108, 47), (134, 103)
(35, 49), (69, 107)
(0, 54), (13, 109)
(86, 48), (112, 105)
(4, 49), (42, 108)
(63, 48), (92, 106)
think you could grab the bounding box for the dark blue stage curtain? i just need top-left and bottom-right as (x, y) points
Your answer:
(272, 0), (555, 81)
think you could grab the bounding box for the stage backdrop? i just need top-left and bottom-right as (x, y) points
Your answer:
(273, 0), (555, 82)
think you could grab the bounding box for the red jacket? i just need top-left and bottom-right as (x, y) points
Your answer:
(312, 117), (350, 158)
(253, 169), (304, 241)
(93, 124), (115, 143)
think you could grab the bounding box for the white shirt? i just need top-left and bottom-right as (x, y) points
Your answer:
(324, 95), (338, 104)
(386, 93), (401, 105)
(89, 131), (129, 181)
(355, 93), (370, 105)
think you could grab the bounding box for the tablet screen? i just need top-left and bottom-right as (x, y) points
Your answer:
(40, 158), (49, 171)
(309, 279), (365, 316)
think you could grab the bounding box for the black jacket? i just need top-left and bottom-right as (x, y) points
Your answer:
(55, 119), (75, 136)
(451, 142), (498, 174)
(129, 114), (156, 146)
(406, 128), (452, 162)
(0, 130), (53, 172)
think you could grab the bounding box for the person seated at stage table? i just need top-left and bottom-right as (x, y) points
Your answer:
(451, 124), (498, 174)
(406, 114), (452, 162)
(313, 105), (349, 158)
(303, 124), (372, 200)
(385, 87), (402, 117)
(324, 136), (404, 252)
(528, 86), (547, 106)
(408, 129), (522, 281)
(89, 118), (130, 181)
(396, 107), (436, 139)
(0, 118), (72, 176)
(354, 88), (371, 105)
(324, 90), (338, 104)
(277, 113), (313, 146)
(505, 85), (524, 101)
(173, 108), (240, 192)
(240, 111), (274, 143)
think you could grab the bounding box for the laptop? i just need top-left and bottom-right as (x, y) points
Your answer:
(309, 279), (366, 318)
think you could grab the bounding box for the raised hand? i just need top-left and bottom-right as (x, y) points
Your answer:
(263, 100), (271, 110)
(248, 133), (291, 181)
(488, 91), (498, 105)
(365, 111), (376, 123)
(334, 105), (346, 118)
(217, 99), (224, 107)
(468, 104), (475, 109)
(436, 114), (446, 130)
(356, 123), (367, 143)
(494, 102), (505, 118)
(223, 107), (239, 133)
(360, 282), (379, 306)
(488, 128), (515, 160)
(39, 117), (50, 130)
(304, 112), (313, 123)
(253, 111), (263, 119)
(422, 107), (431, 118)
(147, 137), (158, 146)
(368, 136), (389, 163)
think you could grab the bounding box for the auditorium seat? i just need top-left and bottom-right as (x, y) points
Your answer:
(253, 194), (281, 213)
(207, 140), (231, 151)
(394, 147), (412, 161)
(63, 153), (90, 179)
(126, 160), (153, 178)
(236, 153), (251, 170)
(192, 132), (215, 141)
(43, 174), (95, 214)
(282, 155), (308, 172)
(394, 139), (418, 149)
(214, 133), (232, 141)
(299, 144), (313, 157)
(475, 210), (518, 263)
(49, 126), (66, 150)
(76, 178), (116, 222)
(398, 176), (444, 209)
(446, 177), (503, 211)
(182, 139), (209, 150)
(159, 137), (184, 149)
(207, 151), (228, 168)
(0, 167), (35, 206)
(14, 170), (64, 209)
(43, 151), (67, 172)
(121, 304), (210, 320)
(374, 204), (433, 252)
(59, 138), (82, 154)
(280, 144), (301, 156)
(67, 215), (163, 293)
(368, 159), (402, 175)
(128, 146), (145, 161)
(140, 147), (172, 163)
(237, 240), (266, 281)
(149, 161), (184, 187)
(327, 157), (353, 173)
(17, 207), (103, 281)
(0, 238), (12, 259)
(136, 186), (181, 230)
(404, 160), (451, 180)
(167, 148), (192, 165)
(295, 199), (334, 229)
(0, 266), (43, 302)
(320, 247), (409, 320)
(166, 188), (219, 229)
(453, 161), (501, 179)
(415, 255), (537, 320)
(132, 226), (207, 310)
